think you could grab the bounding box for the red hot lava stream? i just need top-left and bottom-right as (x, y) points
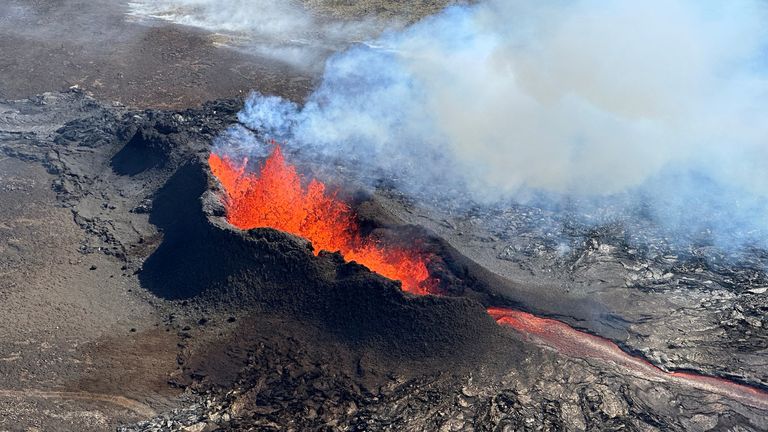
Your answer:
(488, 307), (768, 410)
(208, 144), (768, 410)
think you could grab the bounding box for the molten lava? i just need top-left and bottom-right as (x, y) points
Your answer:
(209, 143), (767, 410)
(488, 307), (768, 410)
(208, 145), (435, 295)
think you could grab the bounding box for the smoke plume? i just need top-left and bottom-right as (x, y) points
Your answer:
(127, 0), (389, 70)
(224, 0), (768, 250)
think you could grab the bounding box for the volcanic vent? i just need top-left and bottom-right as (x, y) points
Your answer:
(27, 93), (766, 430)
(203, 140), (768, 413)
(135, 137), (502, 364)
(208, 143), (436, 295)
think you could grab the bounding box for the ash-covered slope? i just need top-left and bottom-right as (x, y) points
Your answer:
(3, 91), (767, 431)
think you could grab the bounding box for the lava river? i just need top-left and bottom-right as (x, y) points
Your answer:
(209, 144), (768, 411)
(488, 307), (768, 410)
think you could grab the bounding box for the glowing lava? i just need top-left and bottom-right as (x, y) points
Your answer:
(208, 145), (435, 295)
(208, 143), (766, 410)
(488, 307), (768, 410)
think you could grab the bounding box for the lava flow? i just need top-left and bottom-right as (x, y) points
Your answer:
(208, 144), (767, 410)
(208, 145), (435, 295)
(488, 307), (768, 410)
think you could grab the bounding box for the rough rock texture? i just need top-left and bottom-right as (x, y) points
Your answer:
(0, 91), (186, 430)
(2, 91), (767, 431)
(373, 193), (768, 390)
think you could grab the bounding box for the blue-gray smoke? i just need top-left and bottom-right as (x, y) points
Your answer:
(223, 0), (768, 252)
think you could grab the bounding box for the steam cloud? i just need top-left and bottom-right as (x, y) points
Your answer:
(127, 0), (387, 69)
(223, 0), (768, 249)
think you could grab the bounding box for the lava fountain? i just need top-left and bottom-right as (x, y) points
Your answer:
(208, 144), (436, 295)
(208, 143), (768, 410)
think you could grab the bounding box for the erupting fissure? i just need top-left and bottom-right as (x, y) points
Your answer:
(208, 144), (435, 295)
(207, 143), (767, 410)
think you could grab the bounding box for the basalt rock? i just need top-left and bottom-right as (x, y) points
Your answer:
(3, 91), (767, 431)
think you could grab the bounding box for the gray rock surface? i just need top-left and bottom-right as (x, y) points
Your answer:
(2, 91), (766, 431)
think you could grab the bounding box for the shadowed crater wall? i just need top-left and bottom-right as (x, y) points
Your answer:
(111, 127), (172, 176)
(139, 159), (503, 360)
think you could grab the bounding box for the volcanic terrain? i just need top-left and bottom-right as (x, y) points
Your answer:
(1, 1), (767, 432)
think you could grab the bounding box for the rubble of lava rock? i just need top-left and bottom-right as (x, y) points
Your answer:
(370, 190), (768, 388)
(3, 90), (768, 431)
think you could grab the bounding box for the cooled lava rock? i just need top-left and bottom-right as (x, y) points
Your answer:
(4, 91), (767, 431)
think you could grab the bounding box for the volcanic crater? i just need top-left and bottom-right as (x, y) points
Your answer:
(3, 1), (768, 430)
(110, 94), (768, 428)
(2, 89), (768, 431)
(141, 152), (504, 361)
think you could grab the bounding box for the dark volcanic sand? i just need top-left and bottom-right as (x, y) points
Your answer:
(1, 2), (767, 431)
(0, 0), (314, 109)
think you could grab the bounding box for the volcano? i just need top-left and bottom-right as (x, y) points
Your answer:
(208, 137), (768, 412)
(2, 1), (768, 430)
(0, 89), (765, 432)
(205, 126), (768, 423)
(208, 144), (436, 295)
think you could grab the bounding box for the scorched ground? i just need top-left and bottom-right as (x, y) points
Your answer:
(0, 89), (766, 431)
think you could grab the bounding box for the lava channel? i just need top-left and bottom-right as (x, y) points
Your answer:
(208, 144), (767, 410)
(488, 307), (768, 410)
(208, 144), (436, 295)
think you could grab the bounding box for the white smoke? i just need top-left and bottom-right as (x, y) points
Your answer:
(126, 0), (390, 70)
(227, 0), (768, 248)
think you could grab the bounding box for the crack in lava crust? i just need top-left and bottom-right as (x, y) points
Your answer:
(208, 145), (436, 295)
(488, 307), (768, 410)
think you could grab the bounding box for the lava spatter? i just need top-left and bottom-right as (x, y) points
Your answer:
(209, 144), (435, 295)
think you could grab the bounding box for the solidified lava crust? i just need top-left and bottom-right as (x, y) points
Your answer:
(6, 91), (766, 430)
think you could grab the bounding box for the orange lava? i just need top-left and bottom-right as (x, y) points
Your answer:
(488, 306), (768, 410)
(208, 144), (435, 295)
